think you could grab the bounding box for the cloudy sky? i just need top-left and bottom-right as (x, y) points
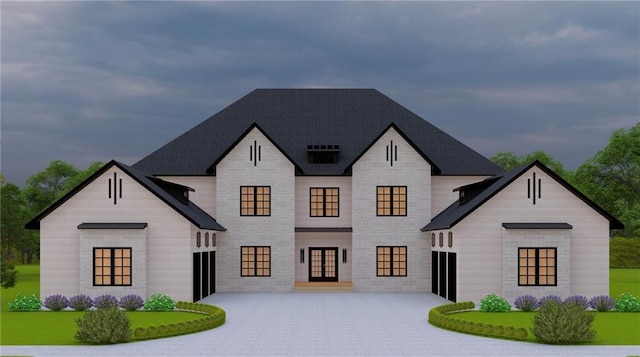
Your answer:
(2, 1), (638, 185)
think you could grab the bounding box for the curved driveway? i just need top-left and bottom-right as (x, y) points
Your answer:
(2, 293), (638, 356)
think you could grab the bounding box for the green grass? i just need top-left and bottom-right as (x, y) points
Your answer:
(610, 268), (640, 297)
(1, 264), (40, 312)
(447, 268), (640, 345)
(451, 310), (640, 345)
(1, 311), (203, 345)
(1, 265), (208, 345)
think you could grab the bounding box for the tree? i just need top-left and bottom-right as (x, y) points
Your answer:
(1, 256), (17, 289)
(490, 150), (570, 180)
(22, 160), (80, 216)
(1, 183), (27, 261)
(574, 124), (640, 237)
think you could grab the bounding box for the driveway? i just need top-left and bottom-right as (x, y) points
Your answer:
(2, 293), (637, 356)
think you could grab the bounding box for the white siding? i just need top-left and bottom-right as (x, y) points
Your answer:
(431, 176), (488, 218)
(157, 176), (217, 218)
(215, 127), (296, 292)
(352, 127), (431, 292)
(453, 166), (610, 303)
(295, 177), (352, 228)
(39, 166), (193, 301)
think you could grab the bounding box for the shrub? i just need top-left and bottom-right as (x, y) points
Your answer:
(514, 295), (539, 312)
(531, 301), (596, 344)
(479, 294), (511, 312)
(144, 294), (175, 311)
(75, 307), (131, 344)
(615, 293), (640, 312)
(119, 294), (144, 311)
(8, 293), (42, 311)
(589, 295), (616, 312)
(94, 294), (119, 309)
(564, 295), (589, 310)
(43, 294), (69, 311)
(538, 295), (562, 307)
(69, 294), (93, 311)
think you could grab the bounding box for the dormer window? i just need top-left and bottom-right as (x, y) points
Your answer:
(307, 145), (340, 164)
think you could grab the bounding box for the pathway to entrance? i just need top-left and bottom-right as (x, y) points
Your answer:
(2, 293), (637, 356)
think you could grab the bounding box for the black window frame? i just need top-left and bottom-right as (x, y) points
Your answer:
(376, 186), (407, 216)
(93, 247), (132, 286)
(376, 246), (407, 277)
(309, 187), (340, 217)
(241, 246), (271, 277)
(240, 186), (271, 216)
(518, 247), (557, 286)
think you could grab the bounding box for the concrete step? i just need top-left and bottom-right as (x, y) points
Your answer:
(294, 282), (354, 293)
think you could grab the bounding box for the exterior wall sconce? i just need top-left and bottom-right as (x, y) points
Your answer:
(196, 232), (201, 248)
(205, 232), (210, 247)
(439, 232), (444, 248)
(431, 233), (436, 247)
(212, 232), (217, 247)
(448, 232), (453, 248)
(342, 248), (347, 263)
(300, 249), (305, 263)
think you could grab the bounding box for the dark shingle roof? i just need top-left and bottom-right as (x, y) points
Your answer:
(133, 89), (502, 176)
(26, 161), (226, 231)
(502, 223), (573, 229)
(422, 160), (624, 231)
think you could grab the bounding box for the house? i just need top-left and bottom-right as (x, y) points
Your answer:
(27, 89), (623, 303)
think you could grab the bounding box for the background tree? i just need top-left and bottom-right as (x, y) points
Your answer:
(1, 255), (17, 289)
(1, 183), (27, 261)
(490, 150), (570, 180)
(574, 124), (640, 237)
(22, 160), (80, 216)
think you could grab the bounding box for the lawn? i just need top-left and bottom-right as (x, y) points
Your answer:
(1, 264), (209, 345)
(449, 268), (640, 345)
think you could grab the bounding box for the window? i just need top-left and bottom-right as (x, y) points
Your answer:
(518, 248), (556, 286)
(376, 246), (407, 277)
(310, 188), (339, 217)
(431, 233), (436, 247)
(94, 248), (131, 286)
(376, 186), (407, 216)
(240, 186), (271, 216)
(241, 246), (271, 276)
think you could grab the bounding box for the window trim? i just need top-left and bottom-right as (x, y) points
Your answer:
(376, 186), (407, 216)
(240, 246), (271, 277)
(309, 187), (340, 217)
(376, 246), (407, 277)
(518, 247), (557, 286)
(240, 186), (271, 216)
(93, 247), (132, 286)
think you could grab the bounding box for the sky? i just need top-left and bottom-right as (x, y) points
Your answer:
(2, 1), (639, 186)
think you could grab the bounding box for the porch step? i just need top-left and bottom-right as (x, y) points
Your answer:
(294, 282), (354, 293)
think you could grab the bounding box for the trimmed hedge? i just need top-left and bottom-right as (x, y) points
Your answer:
(133, 301), (226, 340)
(428, 301), (528, 341)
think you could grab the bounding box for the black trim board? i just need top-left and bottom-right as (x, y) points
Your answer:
(78, 223), (148, 230)
(344, 123), (441, 175)
(295, 227), (353, 233)
(26, 160), (226, 231)
(422, 160), (624, 231)
(206, 123), (302, 175)
(502, 223), (573, 229)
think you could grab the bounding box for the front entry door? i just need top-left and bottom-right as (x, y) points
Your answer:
(309, 248), (338, 282)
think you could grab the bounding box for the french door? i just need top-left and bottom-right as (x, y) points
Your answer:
(308, 247), (338, 282)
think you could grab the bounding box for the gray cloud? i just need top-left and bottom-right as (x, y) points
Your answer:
(2, 1), (638, 185)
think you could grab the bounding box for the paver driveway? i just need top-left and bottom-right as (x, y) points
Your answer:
(2, 293), (638, 356)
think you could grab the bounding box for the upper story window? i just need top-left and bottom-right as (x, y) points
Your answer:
(240, 186), (271, 216)
(376, 186), (407, 216)
(310, 187), (339, 217)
